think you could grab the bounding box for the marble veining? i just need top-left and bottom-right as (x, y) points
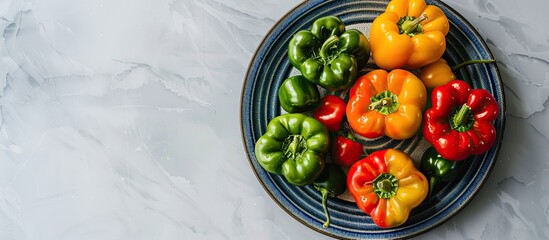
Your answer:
(0, 0), (547, 239)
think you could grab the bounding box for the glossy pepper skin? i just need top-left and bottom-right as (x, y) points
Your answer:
(419, 58), (455, 89)
(313, 163), (347, 228)
(370, 0), (449, 70)
(313, 94), (346, 132)
(288, 16), (370, 91)
(347, 149), (428, 228)
(255, 113), (330, 186)
(420, 58), (496, 89)
(346, 69), (427, 140)
(420, 146), (461, 200)
(423, 80), (499, 161)
(331, 132), (363, 167)
(278, 75), (320, 113)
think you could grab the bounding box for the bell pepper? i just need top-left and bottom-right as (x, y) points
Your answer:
(369, 0), (449, 70)
(346, 69), (427, 140)
(313, 163), (347, 228)
(288, 16), (370, 91)
(419, 58), (496, 89)
(420, 146), (461, 200)
(254, 113), (330, 186)
(347, 149), (428, 228)
(278, 75), (320, 113)
(331, 132), (363, 167)
(313, 94), (346, 132)
(423, 80), (499, 161)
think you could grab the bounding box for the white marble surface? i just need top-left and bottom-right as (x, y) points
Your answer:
(0, 0), (548, 239)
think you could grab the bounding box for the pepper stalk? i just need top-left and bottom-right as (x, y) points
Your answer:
(319, 35), (340, 64)
(451, 59), (496, 72)
(450, 104), (474, 132)
(368, 90), (399, 115)
(399, 13), (428, 37)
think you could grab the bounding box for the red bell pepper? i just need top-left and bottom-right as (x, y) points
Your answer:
(331, 132), (363, 167)
(347, 149), (428, 228)
(423, 80), (499, 161)
(313, 95), (346, 132)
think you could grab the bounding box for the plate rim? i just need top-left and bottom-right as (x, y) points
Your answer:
(240, 0), (506, 239)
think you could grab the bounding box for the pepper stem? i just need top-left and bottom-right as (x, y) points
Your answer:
(449, 104), (475, 132)
(400, 14), (428, 36)
(288, 135), (299, 154)
(369, 98), (393, 109)
(346, 131), (355, 141)
(428, 176), (437, 201)
(282, 135), (307, 159)
(319, 35), (340, 61)
(451, 59), (496, 72)
(373, 173), (399, 199)
(368, 90), (399, 115)
(453, 104), (470, 127)
(320, 189), (331, 228)
(377, 179), (393, 193)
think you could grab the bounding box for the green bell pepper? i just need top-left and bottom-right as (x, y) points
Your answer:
(255, 113), (330, 186)
(288, 16), (370, 91)
(278, 75), (320, 113)
(420, 146), (462, 200)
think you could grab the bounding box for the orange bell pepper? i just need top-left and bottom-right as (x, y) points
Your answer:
(346, 69), (426, 140)
(369, 0), (449, 70)
(347, 149), (428, 228)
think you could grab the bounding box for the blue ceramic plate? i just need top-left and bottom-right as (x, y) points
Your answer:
(241, 0), (505, 239)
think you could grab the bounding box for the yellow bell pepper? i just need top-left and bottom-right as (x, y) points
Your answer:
(346, 69), (426, 140)
(347, 148), (429, 228)
(369, 0), (449, 70)
(419, 58), (455, 89)
(420, 58), (497, 89)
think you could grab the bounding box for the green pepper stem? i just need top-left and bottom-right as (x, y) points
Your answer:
(283, 135), (307, 159)
(319, 35), (340, 61)
(320, 189), (331, 228)
(369, 97), (393, 110)
(373, 173), (399, 199)
(450, 104), (475, 132)
(453, 104), (471, 127)
(401, 13), (428, 35)
(428, 176), (437, 201)
(368, 90), (399, 115)
(378, 179), (393, 193)
(451, 59), (496, 72)
(346, 131), (355, 141)
(288, 135), (299, 155)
